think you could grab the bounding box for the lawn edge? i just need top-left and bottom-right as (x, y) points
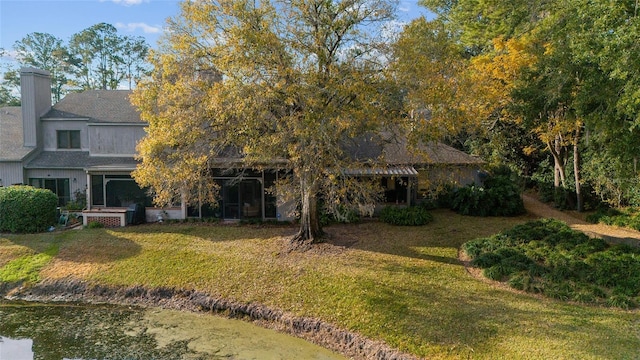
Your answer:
(0, 279), (421, 360)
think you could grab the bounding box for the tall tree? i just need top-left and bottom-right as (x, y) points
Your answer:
(12, 32), (72, 102)
(69, 23), (128, 90)
(120, 36), (150, 90)
(132, 0), (401, 243)
(0, 49), (20, 106)
(391, 18), (475, 146)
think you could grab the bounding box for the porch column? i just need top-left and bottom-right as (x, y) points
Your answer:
(85, 171), (92, 210)
(406, 177), (412, 206)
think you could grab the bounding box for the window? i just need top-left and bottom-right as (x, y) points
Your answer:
(57, 130), (81, 149)
(29, 178), (70, 206)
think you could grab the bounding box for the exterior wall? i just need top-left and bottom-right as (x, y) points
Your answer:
(41, 119), (89, 151)
(0, 162), (25, 186)
(88, 124), (145, 156)
(25, 169), (87, 200)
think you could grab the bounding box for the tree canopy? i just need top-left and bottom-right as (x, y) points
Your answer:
(407, 0), (640, 209)
(132, 0), (403, 243)
(2, 23), (151, 105)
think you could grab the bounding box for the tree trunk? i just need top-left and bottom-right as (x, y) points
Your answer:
(549, 137), (567, 188)
(292, 172), (323, 244)
(574, 122), (583, 212)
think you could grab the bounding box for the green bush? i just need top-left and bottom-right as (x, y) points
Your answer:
(462, 219), (640, 309)
(450, 169), (525, 217)
(379, 206), (433, 226)
(0, 186), (58, 233)
(587, 207), (640, 231)
(87, 221), (105, 229)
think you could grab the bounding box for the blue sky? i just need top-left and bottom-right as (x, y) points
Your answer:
(1, 0), (432, 62)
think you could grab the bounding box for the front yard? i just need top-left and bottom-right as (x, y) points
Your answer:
(1, 209), (639, 359)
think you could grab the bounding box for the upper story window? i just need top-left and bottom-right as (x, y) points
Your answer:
(57, 130), (81, 149)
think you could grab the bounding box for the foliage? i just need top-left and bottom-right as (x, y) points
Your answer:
(414, 0), (640, 214)
(86, 221), (105, 229)
(132, 0), (402, 242)
(450, 168), (525, 216)
(586, 207), (640, 232)
(12, 32), (72, 102)
(62, 189), (87, 211)
(69, 23), (150, 90)
(0, 186), (57, 233)
(319, 201), (360, 226)
(5, 23), (150, 100)
(391, 17), (478, 144)
(379, 206), (433, 226)
(0, 49), (20, 106)
(463, 219), (640, 309)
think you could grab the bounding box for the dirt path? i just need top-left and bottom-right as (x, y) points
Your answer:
(522, 194), (640, 247)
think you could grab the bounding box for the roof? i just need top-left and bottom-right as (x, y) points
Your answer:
(42, 90), (143, 124)
(0, 106), (35, 161)
(384, 141), (484, 165)
(26, 151), (139, 170)
(344, 131), (483, 166)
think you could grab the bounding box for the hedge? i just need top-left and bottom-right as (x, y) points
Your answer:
(0, 186), (58, 233)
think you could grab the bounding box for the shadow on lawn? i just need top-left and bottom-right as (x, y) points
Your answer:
(119, 222), (297, 243)
(52, 229), (142, 264)
(323, 210), (530, 266)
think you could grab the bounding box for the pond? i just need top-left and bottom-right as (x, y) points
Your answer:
(0, 301), (346, 360)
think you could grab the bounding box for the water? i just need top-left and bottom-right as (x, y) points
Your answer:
(0, 301), (346, 360)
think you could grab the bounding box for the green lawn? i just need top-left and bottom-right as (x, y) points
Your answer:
(1, 210), (639, 359)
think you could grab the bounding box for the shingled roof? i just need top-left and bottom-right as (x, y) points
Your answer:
(42, 90), (142, 123)
(0, 107), (36, 161)
(343, 131), (483, 166)
(25, 151), (138, 170)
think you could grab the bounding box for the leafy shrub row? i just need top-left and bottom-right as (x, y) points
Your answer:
(463, 219), (640, 309)
(586, 207), (640, 231)
(450, 169), (525, 217)
(0, 186), (58, 233)
(379, 206), (433, 226)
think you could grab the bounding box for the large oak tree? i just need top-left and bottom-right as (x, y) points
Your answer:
(132, 0), (403, 243)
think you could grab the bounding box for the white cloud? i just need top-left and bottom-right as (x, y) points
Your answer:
(0, 49), (19, 62)
(115, 22), (162, 34)
(100, 0), (149, 6)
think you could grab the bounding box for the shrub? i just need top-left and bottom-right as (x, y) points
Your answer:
(379, 206), (433, 226)
(62, 189), (87, 211)
(87, 221), (105, 229)
(462, 218), (640, 309)
(450, 169), (525, 217)
(318, 202), (360, 226)
(0, 186), (57, 233)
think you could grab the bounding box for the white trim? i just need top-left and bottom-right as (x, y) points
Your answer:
(88, 122), (147, 126)
(41, 117), (89, 121)
(85, 166), (137, 172)
(88, 153), (138, 158)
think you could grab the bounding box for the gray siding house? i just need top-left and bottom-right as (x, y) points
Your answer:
(0, 68), (175, 226)
(0, 68), (484, 227)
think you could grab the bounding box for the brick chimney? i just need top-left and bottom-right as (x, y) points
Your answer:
(20, 67), (51, 148)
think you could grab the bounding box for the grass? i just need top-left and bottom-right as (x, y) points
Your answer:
(1, 210), (639, 359)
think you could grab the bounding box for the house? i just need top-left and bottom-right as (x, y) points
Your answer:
(0, 68), (484, 227)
